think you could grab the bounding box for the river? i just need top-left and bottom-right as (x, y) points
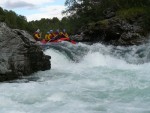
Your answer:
(0, 42), (150, 113)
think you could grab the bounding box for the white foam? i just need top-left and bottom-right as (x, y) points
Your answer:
(44, 49), (72, 70)
(47, 93), (65, 102)
(1, 43), (150, 113)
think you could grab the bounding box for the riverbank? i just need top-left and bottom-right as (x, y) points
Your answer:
(71, 11), (149, 46)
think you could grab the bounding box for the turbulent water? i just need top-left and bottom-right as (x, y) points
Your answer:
(1, 42), (150, 113)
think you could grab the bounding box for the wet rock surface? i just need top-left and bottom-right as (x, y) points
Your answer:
(71, 17), (147, 45)
(0, 23), (51, 82)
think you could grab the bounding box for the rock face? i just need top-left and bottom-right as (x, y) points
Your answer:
(0, 23), (51, 82)
(71, 17), (147, 46)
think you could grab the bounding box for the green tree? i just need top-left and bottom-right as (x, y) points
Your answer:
(64, 0), (150, 33)
(0, 7), (5, 22)
(16, 15), (28, 29)
(5, 10), (17, 28)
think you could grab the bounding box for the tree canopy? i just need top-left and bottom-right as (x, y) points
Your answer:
(0, 7), (74, 37)
(0, 0), (150, 36)
(0, 7), (28, 30)
(64, 0), (150, 31)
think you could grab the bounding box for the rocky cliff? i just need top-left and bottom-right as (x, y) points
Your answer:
(71, 9), (148, 46)
(0, 23), (51, 82)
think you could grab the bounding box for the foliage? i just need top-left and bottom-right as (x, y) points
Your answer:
(0, 7), (73, 37)
(142, 8), (150, 31)
(117, 7), (145, 20)
(1, 0), (150, 36)
(96, 20), (109, 28)
(64, 0), (150, 32)
(0, 7), (28, 30)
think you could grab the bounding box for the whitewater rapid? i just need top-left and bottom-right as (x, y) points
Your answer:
(0, 42), (150, 113)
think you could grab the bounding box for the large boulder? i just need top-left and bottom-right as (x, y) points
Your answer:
(0, 23), (51, 82)
(72, 17), (147, 45)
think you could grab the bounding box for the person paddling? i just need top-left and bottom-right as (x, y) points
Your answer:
(54, 29), (60, 36)
(33, 29), (42, 41)
(60, 29), (69, 38)
(45, 31), (50, 42)
(47, 30), (55, 42)
(51, 29), (60, 41)
(49, 30), (55, 39)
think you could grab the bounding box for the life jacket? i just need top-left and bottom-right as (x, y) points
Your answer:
(45, 34), (50, 41)
(64, 32), (69, 38)
(60, 32), (69, 38)
(34, 32), (41, 41)
(50, 33), (55, 39)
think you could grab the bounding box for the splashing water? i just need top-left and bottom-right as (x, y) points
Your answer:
(0, 42), (150, 113)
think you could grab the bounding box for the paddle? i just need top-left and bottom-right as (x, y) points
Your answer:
(46, 35), (58, 43)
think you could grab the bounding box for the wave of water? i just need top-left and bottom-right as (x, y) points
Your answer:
(0, 42), (150, 113)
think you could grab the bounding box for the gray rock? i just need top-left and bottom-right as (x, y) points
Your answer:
(70, 33), (84, 42)
(118, 32), (146, 45)
(0, 22), (51, 82)
(103, 8), (116, 19)
(78, 17), (146, 45)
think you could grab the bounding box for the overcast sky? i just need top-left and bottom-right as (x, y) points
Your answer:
(0, 0), (66, 21)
